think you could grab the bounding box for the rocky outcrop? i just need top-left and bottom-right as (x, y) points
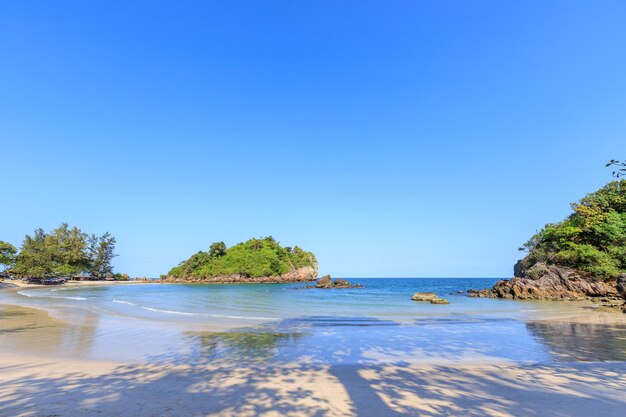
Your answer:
(312, 275), (362, 289)
(617, 274), (626, 313)
(314, 274), (332, 288)
(411, 292), (439, 302)
(162, 265), (318, 284)
(468, 262), (619, 301)
(411, 292), (450, 304)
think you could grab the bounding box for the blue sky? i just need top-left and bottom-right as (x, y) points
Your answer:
(1, 1), (626, 278)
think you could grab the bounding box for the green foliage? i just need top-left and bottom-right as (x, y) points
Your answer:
(87, 232), (117, 278)
(168, 236), (316, 279)
(606, 159), (626, 178)
(521, 179), (626, 279)
(209, 241), (227, 257)
(0, 241), (18, 272)
(113, 273), (130, 281)
(11, 224), (117, 279)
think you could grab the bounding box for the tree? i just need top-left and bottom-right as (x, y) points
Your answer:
(12, 228), (56, 278)
(209, 241), (227, 257)
(0, 241), (17, 273)
(12, 224), (117, 279)
(48, 223), (90, 276)
(87, 232), (117, 278)
(607, 160), (626, 178)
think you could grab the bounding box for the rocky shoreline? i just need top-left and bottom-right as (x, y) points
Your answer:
(468, 262), (626, 313)
(161, 265), (318, 284)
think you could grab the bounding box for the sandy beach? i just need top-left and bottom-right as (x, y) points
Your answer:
(1, 346), (625, 416)
(1, 283), (626, 417)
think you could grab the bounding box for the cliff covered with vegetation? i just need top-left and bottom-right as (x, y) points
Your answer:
(472, 180), (626, 301)
(518, 179), (626, 279)
(164, 237), (318, 283)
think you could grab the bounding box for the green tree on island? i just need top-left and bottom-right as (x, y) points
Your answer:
(209, 241), (227, 257)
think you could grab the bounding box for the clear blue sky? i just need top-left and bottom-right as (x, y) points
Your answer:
(1, 1), (625, 278)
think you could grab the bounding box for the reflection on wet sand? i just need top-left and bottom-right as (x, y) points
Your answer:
(527, 320), (626, 362)
(0, 304), (98, 358)
(187, 331), (306, 362)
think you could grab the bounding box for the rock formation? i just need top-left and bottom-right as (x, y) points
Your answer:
(468, 262), (619, 301)
(617, 273), (626, 313)
(313, 275), (362, 289)
(411, 292), (449, 304)
(163, 265), (318, 284)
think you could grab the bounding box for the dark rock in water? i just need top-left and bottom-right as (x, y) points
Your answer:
(314, 275), (332, 288)
(313, 275), (362, 289)
(333, 279), (353, 288)
(468, 262), (619, 301)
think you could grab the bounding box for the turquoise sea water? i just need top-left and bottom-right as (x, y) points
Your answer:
(3, 278), (626, 365)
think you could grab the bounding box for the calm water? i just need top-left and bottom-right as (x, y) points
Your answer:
(3, 278), (626, 364)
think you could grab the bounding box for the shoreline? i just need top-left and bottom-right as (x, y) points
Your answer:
(2, 282), (626, 416)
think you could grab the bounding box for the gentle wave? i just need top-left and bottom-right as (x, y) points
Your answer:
(112, 299), (136, 306)
(112, 298), (275, 321)
(17, 291), (87, 301)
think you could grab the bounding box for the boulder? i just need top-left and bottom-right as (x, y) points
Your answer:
(430, 298), (450, 305)
(617, 273), (626, 313)
(314, 275), (332, 288)
(313, 275), (362, 289)
(617, 274), (626, 301)
(333, 279), (352, 288)
(411, 292), (439, 302)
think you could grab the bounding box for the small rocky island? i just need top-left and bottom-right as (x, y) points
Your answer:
(469, 179), (626, 313)
(308, 275), (362, 289)
(163, 237), (318, 283)
(411, 292), (449, 304)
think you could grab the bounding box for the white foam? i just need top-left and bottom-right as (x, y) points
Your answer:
(16, 291), (85, 301)
(111, 299), (275, 321)
(112, 299), (137, 306)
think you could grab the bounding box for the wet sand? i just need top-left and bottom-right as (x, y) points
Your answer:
(1, 288), (626, 416)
